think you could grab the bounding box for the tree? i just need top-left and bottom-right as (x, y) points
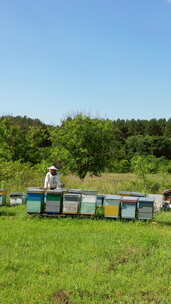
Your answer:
(50, 114), (119, 178)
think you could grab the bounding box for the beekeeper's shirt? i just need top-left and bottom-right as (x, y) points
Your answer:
(44, 172), (62, 189)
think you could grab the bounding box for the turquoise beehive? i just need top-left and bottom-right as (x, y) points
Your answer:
(27, 188), (45, 213)
(0, 189), (7, 206)
(121, 196), (138, 219)
(80, 190), (97, 215)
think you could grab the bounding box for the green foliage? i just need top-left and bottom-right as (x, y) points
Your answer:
(0, 161), (44, 192)
(126, 135), (171, 159)
(108, 159), (130, 173)
(1, 114), (171, 176)
(0, 116), (52, 164)
(50, 114), (119, 178)
(131, 155), (157, 177)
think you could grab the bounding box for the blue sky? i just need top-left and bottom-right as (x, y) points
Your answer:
(0, 0), (171, 125)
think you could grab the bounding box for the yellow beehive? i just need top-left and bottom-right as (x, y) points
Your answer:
(103, 195), (121, 218)
(104, 205), (120, 217)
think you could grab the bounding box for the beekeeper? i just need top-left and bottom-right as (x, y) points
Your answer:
(44, 166), (62, 189)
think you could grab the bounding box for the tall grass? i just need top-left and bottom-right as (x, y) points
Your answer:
(0, 206), (171, 303)
(63, 173), (171, 194)
(0, 160), (171, 195)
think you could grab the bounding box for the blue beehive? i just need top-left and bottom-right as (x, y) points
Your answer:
(137, 198), (154, 220)
(27, 188), (45, 213)
(0, 189), (7, 206)
(121, 196), (138, 219)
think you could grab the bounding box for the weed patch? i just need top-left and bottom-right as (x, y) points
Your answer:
(52, 290), (71, 304)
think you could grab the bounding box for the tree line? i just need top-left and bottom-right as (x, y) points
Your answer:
(1, 115), (171, 178)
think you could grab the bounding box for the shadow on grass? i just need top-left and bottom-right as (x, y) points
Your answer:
(0, 210), (16, 217)
(156, 220), (171, 227)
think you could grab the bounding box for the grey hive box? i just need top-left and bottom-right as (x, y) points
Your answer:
(10, 192), (26, 206)
(137, 198), (154, 220)
(63, 193), (81, 214)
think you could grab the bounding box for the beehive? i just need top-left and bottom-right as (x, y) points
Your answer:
(80, 191), (97, 215)
(63, 193), (81, 214)
(103, 195), (121, 218)
(121, 196), (138, 219)
(10, 193), (26, 206)
(137, 198), (154, 220)
(96, 194), (104, 207)
(146, 194), (163, 212)
(27, 188), (45, 213)
(45, 190), (63, 214)
(0, 189), (7, 206)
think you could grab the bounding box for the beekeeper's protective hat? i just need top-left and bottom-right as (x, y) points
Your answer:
(48, 166), (58, 170)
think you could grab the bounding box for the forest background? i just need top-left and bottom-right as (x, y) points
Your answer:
(1, 114), (171, 193)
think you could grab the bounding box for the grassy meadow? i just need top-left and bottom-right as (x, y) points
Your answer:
(0, 173), (171, 303)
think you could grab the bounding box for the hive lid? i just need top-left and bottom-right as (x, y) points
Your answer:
(68, 189), (97, 195)
(80, 190), (97, 195)
(47, 189), (64, 194)
(67, 189), (83, 193)
(64, 193), (81, 196)
(146, 194), (163, 201)
(138, 197), (154, 203)
(121, 196), (138, 203)
(118, 191), (145, 197)
(27, 187), (45, 193)
(104, 195), (122, 200)
(10, 192), (25, 196)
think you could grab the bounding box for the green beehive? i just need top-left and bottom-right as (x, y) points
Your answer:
(27, 188), (45, 214)
(45, 190), (63, 214)
(96, 194), (104, 207)
(96, 194), (105, 217)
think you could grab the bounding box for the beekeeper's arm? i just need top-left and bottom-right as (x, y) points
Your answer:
(44, 172), (49, 189)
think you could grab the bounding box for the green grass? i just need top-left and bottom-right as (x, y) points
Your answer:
(0, 205), (171, 304)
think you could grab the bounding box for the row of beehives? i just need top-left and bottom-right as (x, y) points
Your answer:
(26, 188), (157, 220)
(0, 189), (26, 206)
